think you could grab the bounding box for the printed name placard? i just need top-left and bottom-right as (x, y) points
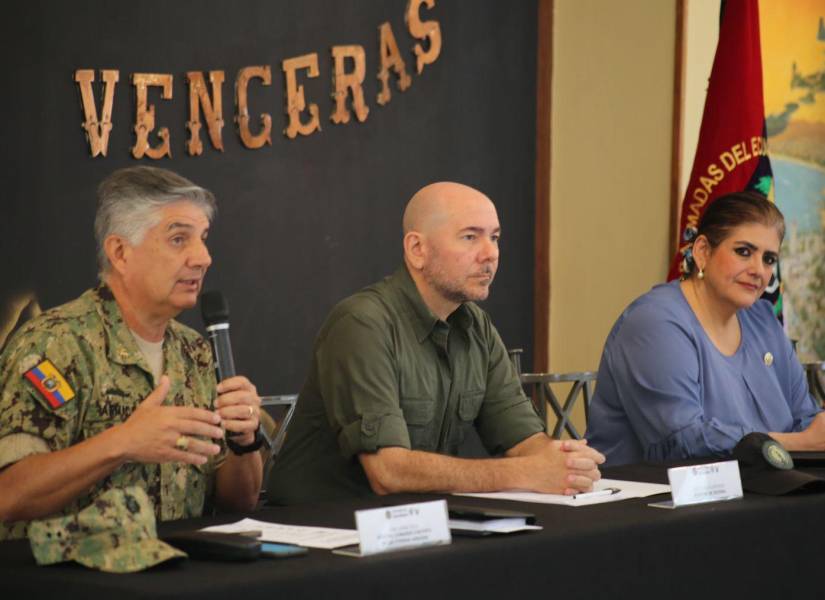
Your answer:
(353, 500), (451, 556)
(650, 460), (743, 509)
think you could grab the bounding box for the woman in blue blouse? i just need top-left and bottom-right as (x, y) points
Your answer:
(587, 192), (823, 465)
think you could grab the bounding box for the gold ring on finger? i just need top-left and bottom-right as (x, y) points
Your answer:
(248, 406), (254, 418)
(175, 435), (190, 451)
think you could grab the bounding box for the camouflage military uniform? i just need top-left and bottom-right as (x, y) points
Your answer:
(0, 286), (222, 541)
(28, 486), (187, 572)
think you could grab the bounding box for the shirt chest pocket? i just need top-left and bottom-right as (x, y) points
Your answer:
(458, 390), (485, 422)
(448, 390), (485, 450)
(400, 396), (437, 451)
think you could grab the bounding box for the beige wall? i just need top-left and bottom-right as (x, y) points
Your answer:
(680, 0), (720, 198)
(547, 0), (677, 430)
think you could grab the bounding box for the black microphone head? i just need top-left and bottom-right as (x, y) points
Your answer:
(200, 290), (230, 326)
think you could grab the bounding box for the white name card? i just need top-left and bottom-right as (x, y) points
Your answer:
(354, 500), (451, 556)
(651, 460), (743, 509)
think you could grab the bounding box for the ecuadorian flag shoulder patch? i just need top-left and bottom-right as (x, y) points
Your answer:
(24, 359), (76, 409)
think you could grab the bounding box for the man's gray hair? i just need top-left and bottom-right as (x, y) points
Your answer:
(95, 166), (217, 280)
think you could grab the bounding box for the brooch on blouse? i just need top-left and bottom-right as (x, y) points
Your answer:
(763, 352), (774, 367)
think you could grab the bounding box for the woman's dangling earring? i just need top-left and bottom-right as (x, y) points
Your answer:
(697, 268), (704, 280)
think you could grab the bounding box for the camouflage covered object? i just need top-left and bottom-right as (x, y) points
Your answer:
(0, 286), (224, 540)
(28, 486), (187, 572)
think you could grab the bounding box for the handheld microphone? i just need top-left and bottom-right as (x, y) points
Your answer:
(201, 291), (250, 440)
(200, 290), (237, 383)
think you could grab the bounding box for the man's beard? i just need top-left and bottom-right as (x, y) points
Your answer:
(422, 263), (495, 305)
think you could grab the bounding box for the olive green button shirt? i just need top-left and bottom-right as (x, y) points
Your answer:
(267, 266), (544, 504)
(0, 286), (223, 541)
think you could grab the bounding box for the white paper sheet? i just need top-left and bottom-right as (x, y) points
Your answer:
(454, 478), (671, 507)
(201, 517), (359, 549)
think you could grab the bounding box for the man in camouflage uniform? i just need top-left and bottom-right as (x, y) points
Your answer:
(0, 167), (263, 540)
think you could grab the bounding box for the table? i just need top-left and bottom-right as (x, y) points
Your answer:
(1, 464), (822, 599)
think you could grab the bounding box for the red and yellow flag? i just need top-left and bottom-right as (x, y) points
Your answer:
(669, 0), (778, 311)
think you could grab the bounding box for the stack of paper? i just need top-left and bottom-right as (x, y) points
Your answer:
(455, 478), (670, 507)
(448, 517), (541, 534)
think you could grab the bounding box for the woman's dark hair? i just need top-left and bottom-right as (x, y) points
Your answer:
(682, 191), (785, 277)
(698, 191), (785, 247)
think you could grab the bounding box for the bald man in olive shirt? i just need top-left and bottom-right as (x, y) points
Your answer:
(267, 182), (604, 504)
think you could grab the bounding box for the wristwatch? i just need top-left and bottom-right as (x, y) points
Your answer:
(226, 427), (264, 455)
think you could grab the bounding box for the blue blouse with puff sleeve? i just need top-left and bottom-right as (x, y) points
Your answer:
(586, 280), (820, 466)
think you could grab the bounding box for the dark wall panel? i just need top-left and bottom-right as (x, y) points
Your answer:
(0, 0), (538, 394)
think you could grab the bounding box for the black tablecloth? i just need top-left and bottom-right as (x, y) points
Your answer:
(1, 464), (822, 599)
